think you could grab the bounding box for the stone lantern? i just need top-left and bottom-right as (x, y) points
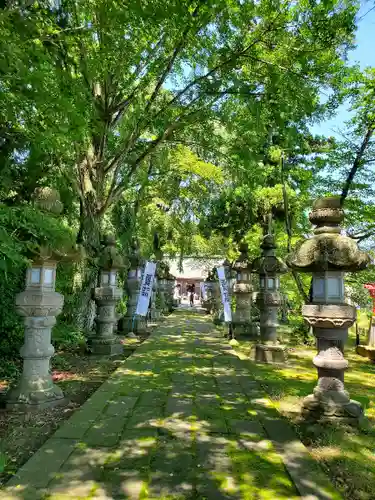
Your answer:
(157, 261), (169, 315)
(287, 197), (370, 424)
(90, 234), (125, 355)
(356, 283), (375, 361)
(209, 267), (222, 323)
(232, 243), (254, 336)
(122, 240), (146, 334)
(6, 188), (82, 411)
(251, 234), (288, 363)
(223, 259), (235, 302)
(149, 272), (161, 323)
(202, 270), (215, 313)
(166, 272), (176, 312)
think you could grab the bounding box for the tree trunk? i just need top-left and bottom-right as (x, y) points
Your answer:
(72, 201), (103, 331)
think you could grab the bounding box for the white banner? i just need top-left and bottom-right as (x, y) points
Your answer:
(136, 261), (156, 316)
(217, 266), (232, 323)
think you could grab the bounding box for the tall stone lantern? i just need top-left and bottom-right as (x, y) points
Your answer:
(202, 270), (215, 313)
(232, 243), (253, 336)
(222, 258), (236, 307)
(6, 188), (82, 411)
(157, 261), (169, 315)
(90, 235), (125, 355)
(149, 272), (161, 323)
(166, 272), (176, 312)
(251, 234), (288, 363)
(287, 197), (370, 424)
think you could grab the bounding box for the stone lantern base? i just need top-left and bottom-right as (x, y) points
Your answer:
(6, 383), (66, 412)
(301, 391), (364, 426)
(89, 337), (123, 356)
(250, 343), (287, 364)
(356, 344), (375, 361)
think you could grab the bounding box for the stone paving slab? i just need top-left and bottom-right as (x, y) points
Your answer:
(0, 310), (342, 500)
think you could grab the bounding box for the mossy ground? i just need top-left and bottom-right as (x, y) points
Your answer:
(236, 316), (375, 500)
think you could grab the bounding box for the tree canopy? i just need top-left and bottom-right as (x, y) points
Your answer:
(1, 0), (375, 353)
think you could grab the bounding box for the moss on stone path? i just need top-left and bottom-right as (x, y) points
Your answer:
(1, 310), (340, 499)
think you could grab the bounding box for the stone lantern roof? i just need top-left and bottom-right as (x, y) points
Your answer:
(251, 234), (288, 275)
(128, 239), (144, 269)
(32, 187), (83, 263)
(233, 242), (252, 271)
(98, 234), (126, 271)
(33, 186), (63, 215)
(157, 261), (170, 279)
(286, 197), (370, 273)
(206, 268), (217, 282)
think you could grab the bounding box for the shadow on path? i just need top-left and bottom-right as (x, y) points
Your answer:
(1, 311), (341, 499)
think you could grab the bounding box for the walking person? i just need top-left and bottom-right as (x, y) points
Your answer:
(189, 283), (195, 307)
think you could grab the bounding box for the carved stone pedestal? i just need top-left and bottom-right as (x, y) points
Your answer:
(252, 344), (288, 364)
(7, 303), (65, 412)
(301, 305), (363, 424)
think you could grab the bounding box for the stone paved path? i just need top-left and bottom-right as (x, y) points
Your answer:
(1, 310), (341, 500)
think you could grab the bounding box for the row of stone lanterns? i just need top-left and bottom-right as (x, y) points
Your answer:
(208, 197), (370, 425)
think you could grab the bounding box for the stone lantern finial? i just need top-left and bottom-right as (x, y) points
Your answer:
(33, 187), (63, 215)
(287, 196), (371, 424)
(98, 233), (126, 272)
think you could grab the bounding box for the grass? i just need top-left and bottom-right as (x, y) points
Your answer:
(236, 318), (375, 500)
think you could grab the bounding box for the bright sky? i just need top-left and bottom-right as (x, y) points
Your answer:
(310, 3), (375, 138)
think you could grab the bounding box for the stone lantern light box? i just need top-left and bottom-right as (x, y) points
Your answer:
(28, 262), (56, 288)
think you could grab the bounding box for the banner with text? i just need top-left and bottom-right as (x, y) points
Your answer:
(136, 261), (156, 316)
(217, 266), (232, 323)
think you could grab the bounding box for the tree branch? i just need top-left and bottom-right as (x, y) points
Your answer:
(281, 154), (309, 303)
(340, 123), (375, 206)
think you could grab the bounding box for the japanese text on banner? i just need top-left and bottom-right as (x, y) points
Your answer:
(217, 266), (232, 323)
(136, 261), (156, 316)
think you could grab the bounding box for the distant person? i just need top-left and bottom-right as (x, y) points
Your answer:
(189, 284), (195, 307)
